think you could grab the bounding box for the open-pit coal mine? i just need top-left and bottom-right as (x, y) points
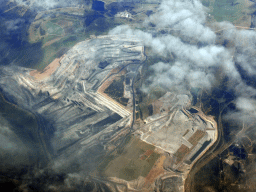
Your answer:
(0, 35), (145, 184)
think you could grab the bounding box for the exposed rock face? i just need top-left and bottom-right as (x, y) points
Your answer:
(0, 35), (145, 172)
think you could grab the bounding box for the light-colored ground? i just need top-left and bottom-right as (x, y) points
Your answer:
(137, 91), (218, 171)
(29, 57), (62, 80)
(141, 109), (197, 154)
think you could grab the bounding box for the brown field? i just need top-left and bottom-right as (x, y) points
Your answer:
(28, 23), (41, 43)
(42, 37), (63, 48)
(174, 130), (207, 165)
(140, 150), (154, 160)
(30, 57), (62, 80)
(102, 137), (160, 181)
(144, 155), (166, 185)
(152, 100), (163, 115)
(188, 130), (206, 146)
(174, 144), (190, 165)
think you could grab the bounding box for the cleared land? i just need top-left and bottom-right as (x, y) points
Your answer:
(30, 57), (62, 80)
(144, 155), (166, 185)
(136, 91), (217, 170)
(102, 136), (160, 181)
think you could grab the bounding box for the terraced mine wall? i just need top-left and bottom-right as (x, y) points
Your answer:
(0, 35), (145, 173)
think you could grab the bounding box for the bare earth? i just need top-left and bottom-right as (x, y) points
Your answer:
(42, 37), (63, 48)
(30, 57), (62, 80)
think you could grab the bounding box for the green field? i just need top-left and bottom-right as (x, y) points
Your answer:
(202, 0), (253, 23)
(23, 6), (156, 70)
(99, 136), (160, 181)
(45, 21), (64, 36)
(37, 34), (89, 70)
(28, 14), (125, 70)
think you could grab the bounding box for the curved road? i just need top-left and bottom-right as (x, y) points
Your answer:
(185, 101), (237, 191)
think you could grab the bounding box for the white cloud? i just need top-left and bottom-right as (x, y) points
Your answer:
(11, 0), (84, 10)
(109, 0), (256, 127)
(144, 0), (216, 44)
(236, 97), (256, 112)
(109, 24), (233, 90)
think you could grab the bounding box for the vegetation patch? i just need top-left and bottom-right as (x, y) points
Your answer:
(202, 0), (253, 25)
(45, 21), (64, 36)
(104, 76), (125, 100)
